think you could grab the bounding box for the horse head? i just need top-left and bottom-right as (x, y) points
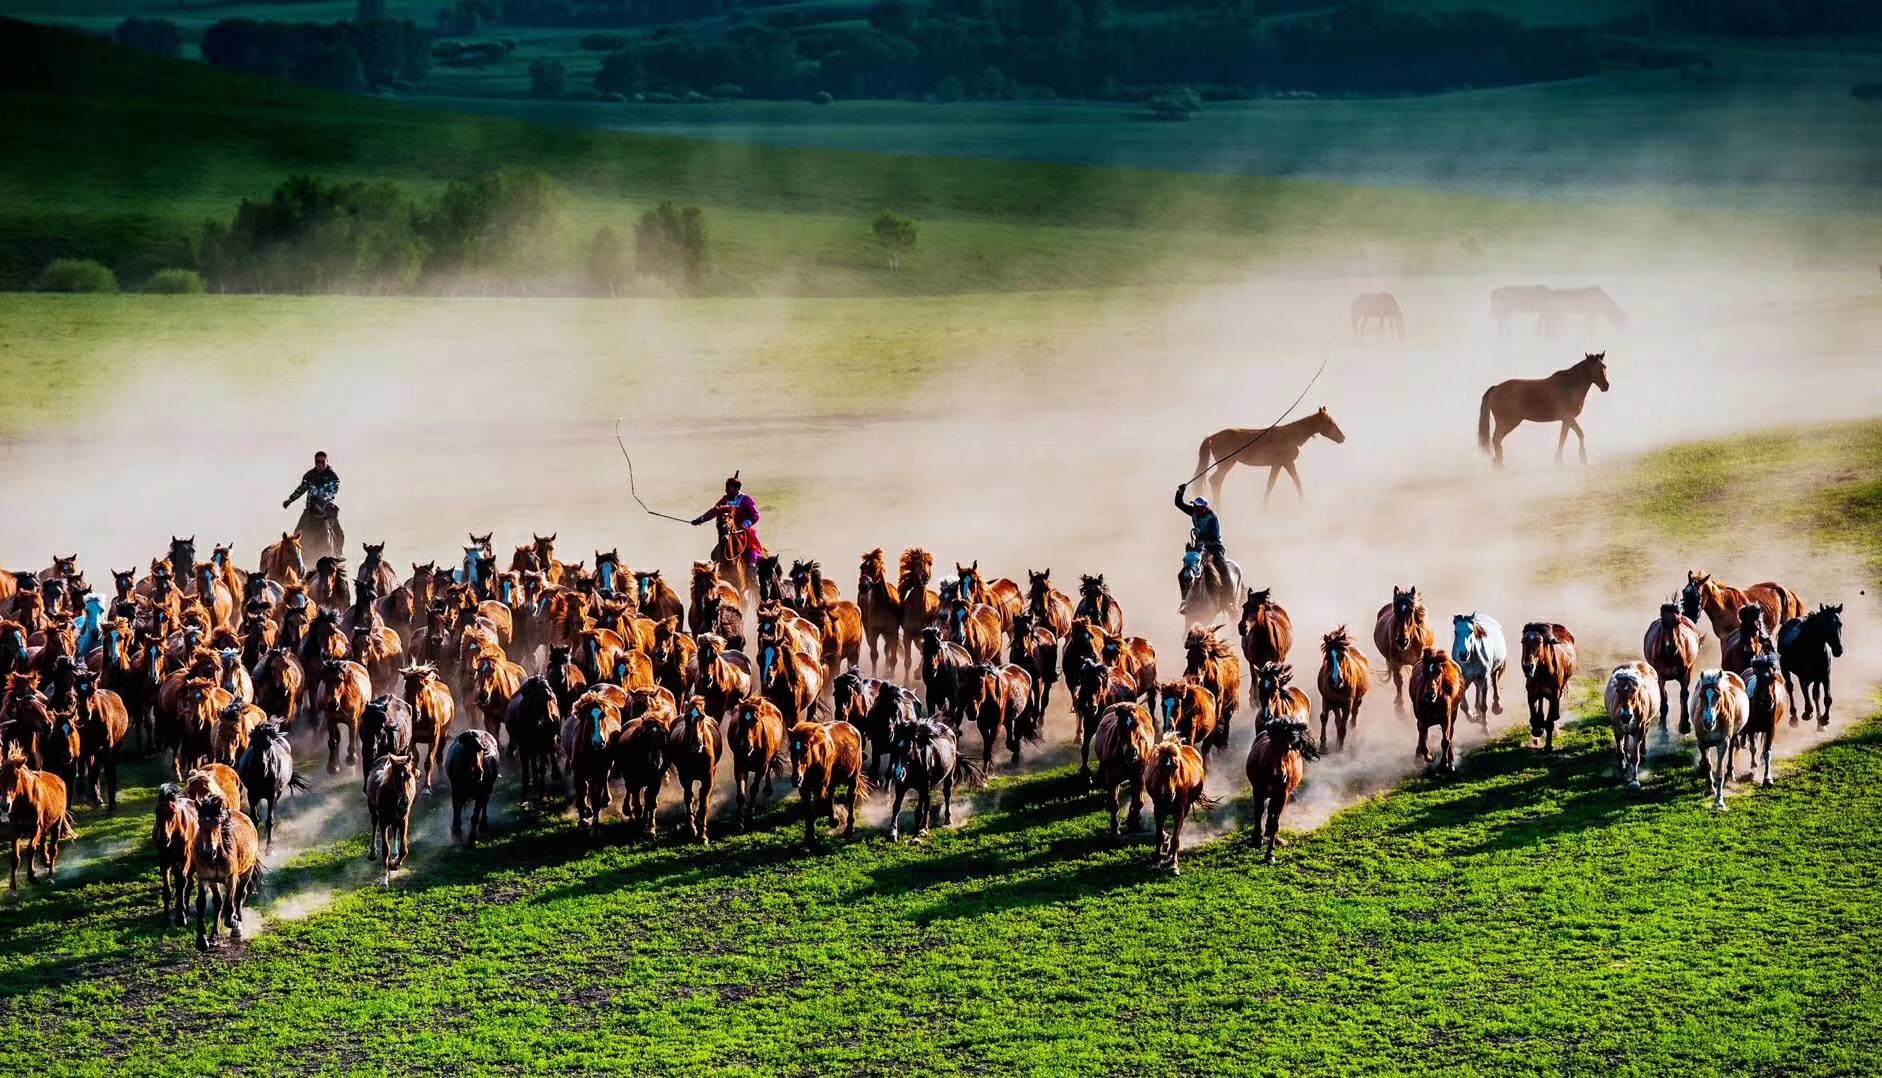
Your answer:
(1818, 604), (1845, 657)
(1583, 352), (1609, 392)
(1314, 406), (1347, 444)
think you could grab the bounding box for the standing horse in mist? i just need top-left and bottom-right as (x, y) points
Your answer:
(1350, 292), (1404, 341)
(1192, 407), (1346, 508)
(1478, 353), (1609, 468)
(1491, 285), (1625, 338)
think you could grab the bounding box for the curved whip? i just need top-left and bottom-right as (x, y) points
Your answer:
(614, 419), (694, 525)
(1183, 351), (1333, 487)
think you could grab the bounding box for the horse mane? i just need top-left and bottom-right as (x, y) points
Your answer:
(897, 549), (932, 579)
(1321, 625), (1353, 652)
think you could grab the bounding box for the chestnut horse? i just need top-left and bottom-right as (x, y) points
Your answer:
(316, 658), (372, 775)
(153, 783), (197, 925)
(504, 676), (561, 802)
(1721, 605), (1776, 677)
(1684, 570), (1806, 641)
(945, 597), (1003, 665)
(258, 532), (305, 586)
(563, 690), (622, 836)
(799, 566), (864, 677)
(1477, 353), (1609, 468)
(1245, 717), (1315, 863)
(1410, 648), (1465, 774)
(1074, 574), (1124, 636)
(1604, 663), (1660, 790)
(632, 570), (686, 625)
(728, 695), (786, 830)
(1008, 613), (1060, 718)
(1316, 626), (1371, 753)
(1374, 586), (1434, 706)
(1073, 658), (1140, 778)
(1023, 569), (1075, 637)
(73, 670), (130, 809)
(689, 562), (744, 639)
(364, 754), (419, 880)
(1092, 702), (1153, 836)
(1644, 602), (1700, 733)
(856, 549), (903, 678)
(5, 748), (73, 891)
(758, 630), (824, 728)
(1740, 654), (1786, 790)
(1156, 678), (1219, 759)
(897, 549), (943, 674)
(1183, 624), (1241, 752)
(669, 696), (722, 844)
(1693, 669), (1747, 810)
(1237, 590), (1292, 702)
(191, 792), (260, 949)
(1193, 407), (1347, 507)
(1520, 623), (1577, 753)
(401, 663), (457, 792)
(695, 633), (752, 720)
(962, 662), (1034, 769)
(445, 730), (500, 847)
(789, 719), (865, 848)
(470, 649), (526, 751)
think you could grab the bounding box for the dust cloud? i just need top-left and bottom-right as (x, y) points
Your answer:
(3, 245), (1880, 877)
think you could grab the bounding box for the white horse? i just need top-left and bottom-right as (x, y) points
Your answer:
(1693, 669), (1747, 810)
(1450, 612), (1506, 726)
(1604, 662), (1661, 790)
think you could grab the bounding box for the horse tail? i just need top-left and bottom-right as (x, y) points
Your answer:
(1477, 388), (1494, 453)
(287, 770), (310, 793)
(58, 812), (77, 840)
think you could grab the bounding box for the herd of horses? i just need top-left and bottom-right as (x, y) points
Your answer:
(0, 523), (1848, 945)
(1352, 285), (1629, 342)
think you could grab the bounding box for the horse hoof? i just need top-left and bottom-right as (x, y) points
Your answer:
(1626, 780), (1642, 791)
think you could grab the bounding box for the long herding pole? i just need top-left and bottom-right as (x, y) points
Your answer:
(614, 418), (694, 525)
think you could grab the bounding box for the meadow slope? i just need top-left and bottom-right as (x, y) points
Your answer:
(1, 420), (1877, 1074)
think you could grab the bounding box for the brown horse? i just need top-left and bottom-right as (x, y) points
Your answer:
(401, 663), (456, 792)
(897, 549), (942, 674)
(212, 699), (266, 767)
(695, 633), (752, 720)
(1092, 702), (1153, 836)
(1374, 586), (1434, 706)
(190, 791), (260, 949)
(1693, 669), (1747, 810)
(1007, 613), (1061, 719)
(728, 695), (786, 831)
(1644, 602), (1701, 734)
(73, 671), (130, 809)
(919, 627), (975, 726)
(1193, 407), (1347, 507)
(1072, 657), (1140, 777)
(1316, 626), (1371, 752)
(1238, 589), (1293, 704)
(177, 676), (233, 780)
(1251, 662), (1311, 736)
(531, 533), (567, 586)
(669, 696), (722, 843)
(789, 719), (865, 847)
(1144, 734), (1207, 875)
(153, 782), (198, 925)
(689, 562), (744, 639)
(963, 662), (1035, 769)
(650, 616), (699, 702)
(945, 597), (1003, 665)
(1074, 574), (1124, 637)
(5, 748), (72, 891)
(1721, 604), (1775, 677)
(1604, 663), (1660, 790)
(316, 658), (371, 775)
(1681, 570), (1805, 645)
(1023, 569), (1075, 637)
(1739, 654), (1786, 789)
(1519, 623), (1577, 753)
(800, 568), (864, 678)
(1410, 648), (1465, 774)
(1477, 353), (1609, 468)
(1183, 624), (1241, 752)
(1351, 292), (1405, 341)
(757, 631), (824, 728)
(1245, 717), (1315, 863)
(562, 690), (622, 836)
(348, 621), (404, 695)
(470, 650), (526, 751)
(253, 648), (304, 731)
(856, 549), (903, 678)
(258, 532), (305, 587)
(1155, 678), (1219, 759)
(364, 753), (419, 880)
(617, 691), (678, 839)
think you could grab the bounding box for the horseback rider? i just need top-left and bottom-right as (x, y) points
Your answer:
(1174, 483), (1227, 612)
(282, 450), (344, 561)
(691, 472), (767, 565)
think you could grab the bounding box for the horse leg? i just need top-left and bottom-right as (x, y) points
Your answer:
(888, 784), (906, 842)
(1284, 462), (1304, 503)
(1170, 801), (1190, 875)
(1153, 803), (1168, 865)
(1206, 460), (1228, 507)
(1678, 679), (1693, 736)
(1491, 422), (1512, 468)
(1263, 794), (1281, 864)
(1125, 778), (1144, 832)
(1568, 419), (1588, 465)
(1318, 705), (1331, 754)
(1555, 422), (1571, 464)
(1820, 677), (1832, 728)
(327, 719), (340, 775)
(1263, 466), (1282, 508)
(194, 879), (209, 950)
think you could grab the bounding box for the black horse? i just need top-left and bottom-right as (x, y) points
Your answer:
(359, 694), (414, 784)
(1778, 604), (1843, 728)
(885, 716), (965, 842)
(237, 720), (306, 850)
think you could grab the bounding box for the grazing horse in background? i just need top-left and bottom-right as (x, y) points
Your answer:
(1740, 654), (1786, 790)
(1450, 612), (1506, 726)
(402, 663), (457, 793)
(259, 532), (305, 587)
(1721, 605), (1776, 676)
(789, 719), (865, 847)
(1156, 678), (1219, 760)
(1245, 717), (1314, 863)
(153, 783), (197, 926)
(1644, 603), (1701, 733)
(445, 730), (501, 847)
(897, 549), (942, 673)
(1693, 669), (1747, 810)
(962, 662), (1034, 769)
(364, 754), (419, 880)
(1411, 648), (1465, 774)
(1681, 571), (1806, 646)
(1008, 613), (1060, 718)
(1520, 623), (1576, 753)
(1237, 589), (1292, 693)
(1184, 624), (1241, 752)
(1546, 285), (1627, 336)
(1074, 575), (1124, 637)
(1316, 626), (1371, 752)
(885, 715), (962, 842)
(728, 695), (786, 830)
(856, 550), (903, 678)
(1192, 407), (1346, 508)
(190, 792), (259, 949)
(1092, 702), (1153, 836)
(1351, 292), (1404, 341)
(1778, 604), (1842, 727)
(945, 597), (1003, 665)
(5, 748), (73, 891)
(237, 720), (303, 850)
(1478, 353), (1610, 467)
(1023, 569), (1075, 637)
(1605, 663), (1660, 790)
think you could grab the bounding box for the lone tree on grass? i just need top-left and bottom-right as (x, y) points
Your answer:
(1147, 87), (1202, 120)
(872, 211), (918, 270)
(634, 202), (706, 293)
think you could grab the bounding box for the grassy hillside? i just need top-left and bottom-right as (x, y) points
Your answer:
(2, 420), (1879, 1072)
(7, 18), (1882, 297)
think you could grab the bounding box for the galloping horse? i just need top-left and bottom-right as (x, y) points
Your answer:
(1519, 622), (1576, 753)
(1350, 292), (1404, 341)
(1316, 626), (1370, 753)
(1192, 407), (1346, 508)
(258, 532), (305, 587)
(1644, 602), (1700, 733)
(1778, 604), (1842, 727)
(897, 550), (942, 674)
(1477, 353), (1609, 468)
(1244, 717), (1315, 863)
(1450, 612), (1506, 726)
(1410, 648), (1465, 775)
(1681, 571), (1807, 644)
(1145, 734), (1207, 875)
(1604, 663), (1660, 790)
(1074, 575), (1124, 636)
(1692, 669), (1747, 811)
(857, 549), (903, 678)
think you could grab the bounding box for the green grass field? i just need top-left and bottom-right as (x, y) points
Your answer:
(2, 419), (1878, 1073)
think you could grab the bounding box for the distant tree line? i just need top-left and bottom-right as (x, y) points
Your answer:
(579, 1), (1697, 102)
(200, 17), (431, 91)
(1647, 0), (1882, 34)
